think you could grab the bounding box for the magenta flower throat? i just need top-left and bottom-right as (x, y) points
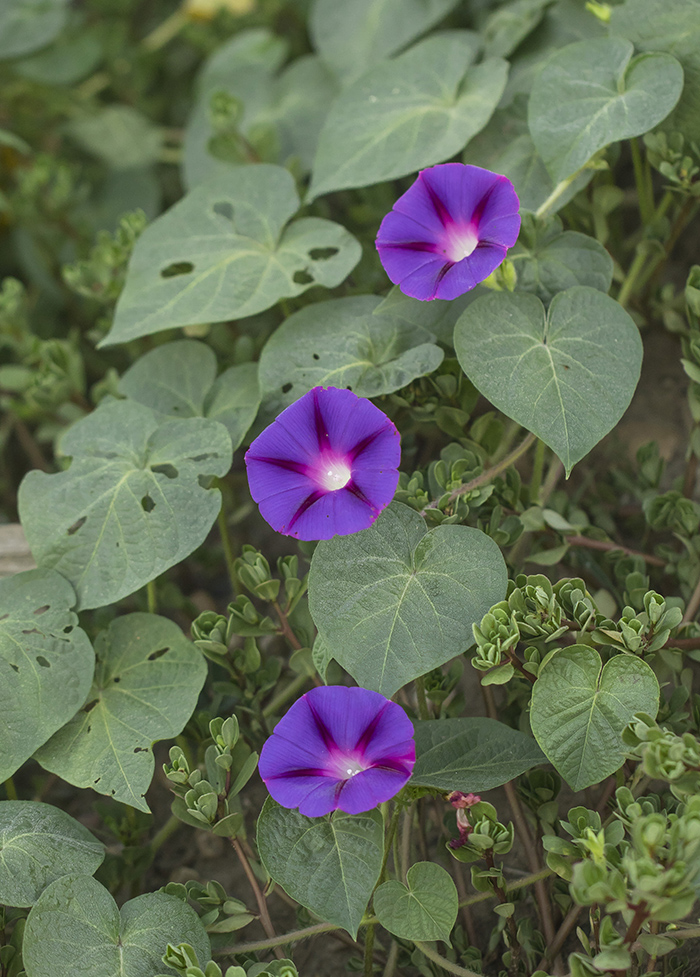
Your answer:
(245, 386), (400, 540)
(258, 686), (416, 817)
(375, 163), (521, 301)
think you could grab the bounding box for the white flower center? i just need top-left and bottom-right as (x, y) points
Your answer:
(330, 749), (368, 781)
(444, 224), (479, 263)
(319, 460), (352, 492)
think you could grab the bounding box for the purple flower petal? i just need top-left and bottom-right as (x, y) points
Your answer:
(431, 242), (509, 301)
(336, 766), (413, 815)
(271, 772), (344, 818)
(245, 387), (401, 540)
(419, 163), (504, 228)
(259, 686), (416, 817)
(376, 163), (521, 302)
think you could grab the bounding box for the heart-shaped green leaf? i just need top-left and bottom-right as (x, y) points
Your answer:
(308, 503), (507, 696)
(102, 165), (361, 345)
(18, 399), (232, 609)
(453, 286), (643, 475)
(35, 613), (207, 812)
(258, 295), (443, 418)
(528, 37), (684, 182)
(374, 862), (458, 943)
(611, 0), (700, 143)
(309, 32), (507, 198)
(257, 798), (383, 938)
(0, 801), (104, 908)
(0, 569), (94, 782)
(119, 340), (260, 451)
(530, 646), (659, 790)
(23, 874), (210, 977)
(411, 718), (545, 792)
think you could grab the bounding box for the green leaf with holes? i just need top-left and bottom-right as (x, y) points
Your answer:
(0, 801), (104, 907)
(119, 339), (260, 450)
(101, 166), (360, 346)
(510, 213), (613, 304)
(23, 874), (210, 977)
(308, 32), (508, 199)
(453, 287), (643, 475)
(258, 295), (443, 418)
(528, 37), (684, 183)
(530, 646), (659, 790)
(0, 569), (94, 783)
(309, 0), (461, 83)
(18, 399), (232, 610)
(257, 797), (384, 938)
(374, 862), (458, 943)
(0, 0), (69, 60)
(411, 718), (545, 792)
(34, 613), (207, 812)
(308, 503), (507, 696)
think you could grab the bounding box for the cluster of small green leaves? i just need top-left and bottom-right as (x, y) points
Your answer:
(473, 575), (684, 680)
(164, 715), (257, 838)
(542, 789), (700, 976)
(161, 941), (298, 977)
(163, 881), (254, 940)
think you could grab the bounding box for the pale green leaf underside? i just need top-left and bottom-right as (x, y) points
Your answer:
(411, 717), (545, 792)
(35, 613), (207, 812)
(257, 798), (384, 938)
(0, 0), (68, 60)
(308, 503), (508, 696)
(374, 862), (458, 943)
(23, 875), (210, 977)
(258, 295), (443, 419)
(310, 0), (460, 82)
(119, 339), (260, 451)
(66, 106), (162, 170)
(0, 800), (104, 907)
(18, 399), (233, 609)
(530, 646), (659, 790)
(0, 568), (94, 782)
(309, 32), (508, 198)
(482, 0), (553, 59)
(453, 286), (643, 475)
(529, 37), (684, 182)
(103, 165), (361, 345)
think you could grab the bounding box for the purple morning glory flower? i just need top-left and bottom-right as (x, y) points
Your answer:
(245, 386), (400, 540)
(375, 163), (521, 301)
(258, 686), (416, 817)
